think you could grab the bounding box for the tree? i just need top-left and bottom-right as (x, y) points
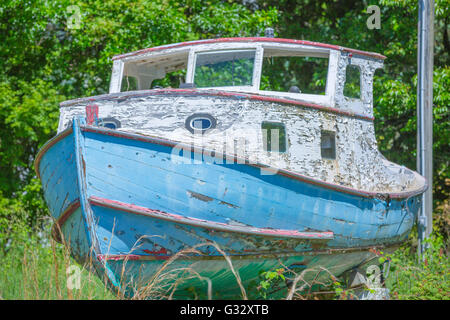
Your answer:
(0, 0), (278, 229)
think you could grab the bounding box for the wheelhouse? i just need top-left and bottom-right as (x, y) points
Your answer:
(109, 38), (385, 117)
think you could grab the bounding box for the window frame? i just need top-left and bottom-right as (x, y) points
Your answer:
(261, 121), (289, 153)
(111, 49), (190, 93)
(186, 43), (263, 92)
(191, 49), (258, 89)
(320, 130), (336, 160)
(258, 44), (337, 106)
(109, 42), (340, 109)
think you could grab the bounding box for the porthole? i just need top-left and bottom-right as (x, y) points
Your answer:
(98, 117), (121, 130)
(185, 113), (217, 134)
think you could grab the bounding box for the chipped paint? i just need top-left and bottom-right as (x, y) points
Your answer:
(58, 93), (424, 194)
(187, 190), (214, 202)
(89, 195), (335, 240)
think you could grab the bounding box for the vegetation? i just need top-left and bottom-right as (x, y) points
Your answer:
(385, 231), (449, 300)
(0, 0), (448, 299)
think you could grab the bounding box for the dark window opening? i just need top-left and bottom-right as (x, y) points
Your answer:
(321, 130), (336, 159)
(262, 122), (287, 153)
(260, 55), (328, 95)
(194, 50), (255, 88)
(343, 65), (361, 99)
(121, 76), (138, 91)
(151, 70), (186, 89)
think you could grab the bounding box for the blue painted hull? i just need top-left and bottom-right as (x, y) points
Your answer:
(36, 119), (422, 298)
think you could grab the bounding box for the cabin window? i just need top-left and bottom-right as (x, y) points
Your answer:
(120, 51), (189, 92)
(321, 130), (336, 159)
(343, 65), (361, 99)
(151, 70), (186, 89)
(193, 50), (256, 88)
(262, 122), (287, 153)
(260, 51), (328, 95)
(121, 76), (138, 91)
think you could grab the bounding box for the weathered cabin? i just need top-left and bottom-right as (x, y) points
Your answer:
(58, 38), (422, 193)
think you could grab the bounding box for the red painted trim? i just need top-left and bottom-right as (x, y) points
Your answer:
(51, 199), (81, 242)
(97, 254), (144, 262)
(112, 37), (386, 61)
(81, 126), (427, 200)
(34, 127), (73, 180)
(89, 196), (334, 240)
(85, 104), (99, 125)
(60, 89), (374, 121)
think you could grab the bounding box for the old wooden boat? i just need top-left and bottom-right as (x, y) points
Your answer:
(35, 36), (427, 299)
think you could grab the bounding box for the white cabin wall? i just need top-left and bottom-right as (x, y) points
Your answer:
(58, 94), (415, 193)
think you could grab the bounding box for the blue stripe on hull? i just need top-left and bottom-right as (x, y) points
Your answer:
(92, 203), (327, 257)
(82, 129), (419, 249)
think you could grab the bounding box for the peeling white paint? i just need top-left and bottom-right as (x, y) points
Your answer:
(58, 93), (419, 193)
(57, 39), (423, 194)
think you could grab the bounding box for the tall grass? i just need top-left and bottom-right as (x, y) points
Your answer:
(384, 232), (450, 300)
(1, 215), (448, 300)
(0, 216), (115, 300)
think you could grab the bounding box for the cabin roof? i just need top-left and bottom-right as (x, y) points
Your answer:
(112, 37), (386, 61)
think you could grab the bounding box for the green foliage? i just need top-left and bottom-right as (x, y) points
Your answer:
(260, 56), (328, 94)
(257, 268), (286, 299)
(0, 0), (448, 300)
(0, 80), (63, 197)
(385, 232), (450, 300)
(194, 53), (255, 87)
(0, 0), (278, 97)
(374, 65), (450, 214)
(343, 65), (361, 99)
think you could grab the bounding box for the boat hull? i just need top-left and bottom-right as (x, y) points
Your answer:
(35, 119), (422, 298)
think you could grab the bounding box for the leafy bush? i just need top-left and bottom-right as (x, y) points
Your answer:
(385, 232), (450, 300)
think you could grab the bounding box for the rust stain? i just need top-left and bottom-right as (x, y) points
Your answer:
(187, 190), (214, 202)
(219, 200), (239, 209)
(311, 241), (327, 250)
(81, 153), (86, 177)
(143, 247), (169, 255)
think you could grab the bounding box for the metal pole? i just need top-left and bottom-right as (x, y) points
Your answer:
(417, 0), (434, 258)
